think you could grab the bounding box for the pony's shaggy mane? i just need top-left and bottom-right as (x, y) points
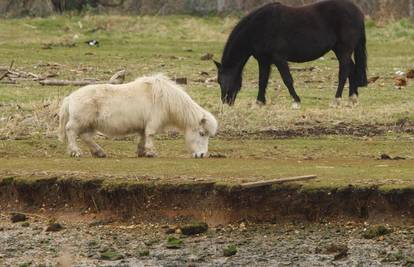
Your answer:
(133, 74), (217, 135)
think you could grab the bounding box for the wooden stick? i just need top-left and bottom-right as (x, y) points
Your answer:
(39, 69), (126, 86)
(240, 175), (317, 189)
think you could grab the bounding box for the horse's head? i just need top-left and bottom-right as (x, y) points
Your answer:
(214, 60), (242, 106)
(185, 113), (218, 158)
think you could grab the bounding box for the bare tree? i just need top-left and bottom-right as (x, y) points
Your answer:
(410, 0), (414, 17)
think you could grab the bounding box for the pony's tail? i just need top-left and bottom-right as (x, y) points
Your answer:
(354, 23), (368, 87)
(58, 97), (69, 142)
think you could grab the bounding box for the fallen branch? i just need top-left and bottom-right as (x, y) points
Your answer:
(240, 175), (317, 189)
(0, 60), (14, 81)
(39, 69), (126, 86)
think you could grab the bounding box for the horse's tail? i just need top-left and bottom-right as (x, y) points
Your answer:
(354, 23), (368, 87)
(58, 97), (69, 142)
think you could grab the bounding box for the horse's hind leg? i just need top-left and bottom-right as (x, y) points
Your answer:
(331, 49), (353, 107)
(80, 132), (106, 158)
(257, 60), (271, 105)
(275, 61), (301, 109)
(348, 61), (359, 106)
(65, 120), (82, 157)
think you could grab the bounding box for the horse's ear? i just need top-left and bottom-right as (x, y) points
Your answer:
(213, 60), (221, 69)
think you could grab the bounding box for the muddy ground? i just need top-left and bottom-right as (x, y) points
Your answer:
(1, 214), (414, 266)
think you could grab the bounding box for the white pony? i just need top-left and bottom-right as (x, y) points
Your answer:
(58, 74), (218, 158)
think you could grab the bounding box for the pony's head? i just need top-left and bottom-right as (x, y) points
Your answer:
(214, 60), (242, 106)
(185, 112), (218, 158)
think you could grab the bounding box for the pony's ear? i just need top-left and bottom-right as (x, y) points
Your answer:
(213, 60), (221, 69)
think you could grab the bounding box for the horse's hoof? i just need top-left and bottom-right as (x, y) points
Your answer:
(329, 98), (342, 108)
(348, 94), (358, 106)
(93, 150), (107, 158)
(291, 102), (301, 110)
(256, 100), (266, 106)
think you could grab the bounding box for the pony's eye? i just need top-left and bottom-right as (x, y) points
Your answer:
(199, 131), (206, 137)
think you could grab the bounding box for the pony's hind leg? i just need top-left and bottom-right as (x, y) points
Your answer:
(65, 120), (82, 157)
(80, 132), (106, 158)
(275, 61), (301, 109)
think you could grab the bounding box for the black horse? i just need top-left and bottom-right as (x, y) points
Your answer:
(215, 0), (368, 108)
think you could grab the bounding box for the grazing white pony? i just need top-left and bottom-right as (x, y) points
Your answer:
(58, 74), (218, 158)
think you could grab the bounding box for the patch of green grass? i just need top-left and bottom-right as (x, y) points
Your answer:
(166, 236), (183, 249)
(223, 244), (237, 257)
(363, 225), (393, 239)
(0, 135), (413, 190)
(100, 248), (123, 261)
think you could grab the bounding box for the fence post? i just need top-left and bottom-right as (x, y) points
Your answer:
(410, 0), (414, 17)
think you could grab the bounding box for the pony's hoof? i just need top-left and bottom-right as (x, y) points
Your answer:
(291, 102), (301, 110)
(143, 151), (158, 158)
(70, 150), (82, 158)
(92, 150), (107, 158)
(256, 100), (266, 106)
(329, 98), (342, 108)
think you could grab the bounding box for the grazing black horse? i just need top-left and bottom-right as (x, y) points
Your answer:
(215, 0), (368, 108)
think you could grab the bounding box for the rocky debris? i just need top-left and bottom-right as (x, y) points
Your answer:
(325, 243), (349, 261)
(174, 77), (187, 85)
(395, 77), (407, 87)
(368, 76), (380, 84)
(406, 69), (414, 79)
(0, 218), (413, 266)
(379, 153), (406, 160)
(10, 213), (27, 223)
(180, 222), (208, 236)
(209, 152), (227, 158)
(46, 222), (64, 232)
(200, 53), (214, 61)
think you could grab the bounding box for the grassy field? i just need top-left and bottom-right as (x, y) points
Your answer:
(0, 15), (413, 189)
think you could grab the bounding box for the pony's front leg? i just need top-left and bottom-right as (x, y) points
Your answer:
(136, 133), (147, 157)
(80, 132), (106, 158)
(137, 130), (158, 158)
(257, 60), (271, 105)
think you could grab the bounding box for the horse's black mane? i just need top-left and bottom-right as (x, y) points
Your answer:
(221, 3), (280, 67)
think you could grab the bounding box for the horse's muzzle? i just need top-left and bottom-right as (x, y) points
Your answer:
(222, 93), (236, 106)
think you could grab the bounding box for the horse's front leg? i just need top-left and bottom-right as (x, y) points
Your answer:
(257, 60), (271, 105)
(275, 61), (301, 109)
